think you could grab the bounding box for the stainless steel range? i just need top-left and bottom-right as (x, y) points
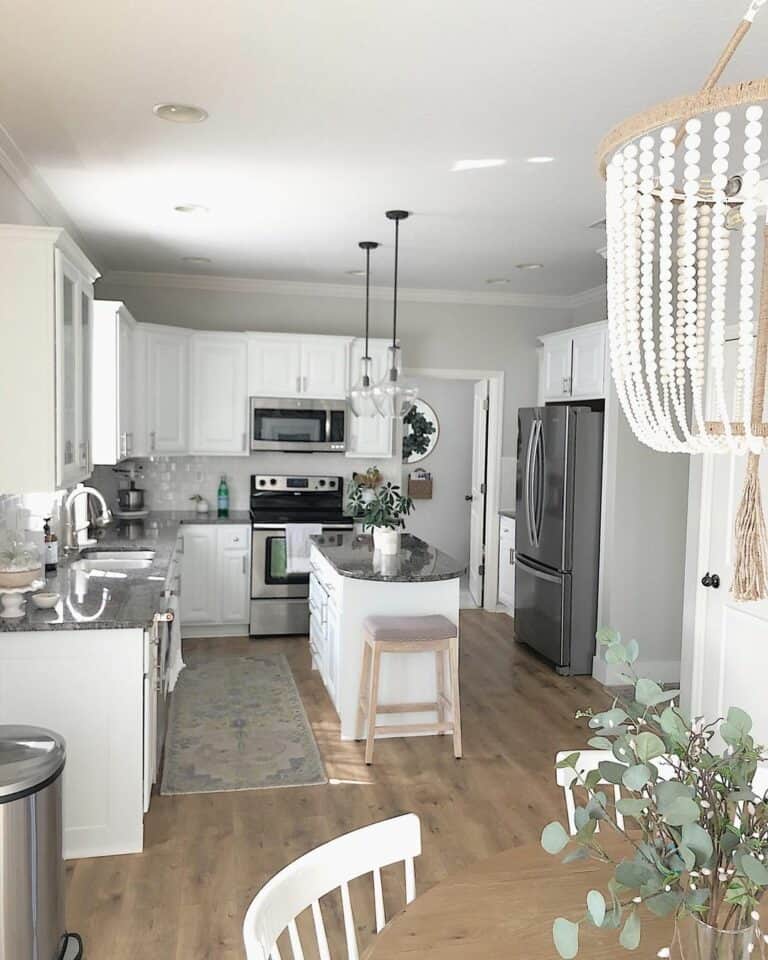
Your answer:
(249, 474), (353, 636)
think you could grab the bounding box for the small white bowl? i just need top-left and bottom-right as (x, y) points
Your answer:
(32, 592), (60, 609)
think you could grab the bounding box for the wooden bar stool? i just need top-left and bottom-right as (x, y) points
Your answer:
(356, 615), (462, 764)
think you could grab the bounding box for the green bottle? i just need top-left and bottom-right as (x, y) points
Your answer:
(217, 475), (229, 518)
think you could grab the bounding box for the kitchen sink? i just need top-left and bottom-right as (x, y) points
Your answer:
(73, 550), (156, 573)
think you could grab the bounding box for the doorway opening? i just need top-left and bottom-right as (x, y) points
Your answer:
(402, 367), (504, 611)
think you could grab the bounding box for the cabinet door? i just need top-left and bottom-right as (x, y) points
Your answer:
(247, 335), (302, 397)
(147, 329), (188, 453)
(346, 339), (394, 457)
(180, 526), (217, 623)
(541, 338), (573, 400)
(570, 328), (606, 399)
(300, 338), (349, 399)
(143, 632), (157, 813)
(190, 334), (248, 454)
(498, 521), (516, 610)
(325, 599), (340, 707)
(118, 311), (135, 458)
(217, 526), (251, 623)
(78, 283), (93, 477)
(56, 254), (80, 486)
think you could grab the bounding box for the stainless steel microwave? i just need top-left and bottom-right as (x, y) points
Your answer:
(249, 397), (347, 452)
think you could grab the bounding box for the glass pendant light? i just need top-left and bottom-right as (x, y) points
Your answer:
(372, 210), (419, 418)
(349, 240), (380, 418)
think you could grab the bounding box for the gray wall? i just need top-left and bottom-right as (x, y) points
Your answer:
(400, 376), (474, 565)
(95, 278), (569, 456)
(0, 166), (45, 227)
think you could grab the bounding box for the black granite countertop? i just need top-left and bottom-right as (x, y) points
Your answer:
(499, 509), (516, 519)
(0, 511), (251, 633)
(311, 533), (465, 583)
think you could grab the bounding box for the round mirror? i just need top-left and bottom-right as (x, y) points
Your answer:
(402, 399), (439, 464)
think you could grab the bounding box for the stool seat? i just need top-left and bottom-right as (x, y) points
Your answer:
(363, 615), (458, 642)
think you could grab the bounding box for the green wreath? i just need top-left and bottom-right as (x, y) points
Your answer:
(403, 405), (436, 460)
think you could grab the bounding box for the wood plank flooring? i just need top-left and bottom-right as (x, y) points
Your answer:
(65, 611), (610, 958)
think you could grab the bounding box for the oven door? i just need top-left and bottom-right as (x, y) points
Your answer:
(250, 397), (346, 452)
(251, 528), (309, 599)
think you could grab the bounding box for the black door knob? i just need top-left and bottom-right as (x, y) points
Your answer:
(701, 572), (712, 587)
(465, 495), (473, 501)
(711, 573), (721, 589)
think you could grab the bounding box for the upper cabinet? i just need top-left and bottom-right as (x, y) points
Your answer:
(346, 338), (394, 458)
(92, 301), (136, 465)
(190, 333), (248, 455)
(538, 322), (607, 402)
(0, 226), (99, 492)
(144, 325), (189, 454)
(247, 334), (349, 399)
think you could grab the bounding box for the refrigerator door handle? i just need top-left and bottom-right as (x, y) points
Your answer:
(534, 418), (545, 547)
(516, 554), (562, 584)
(524, 420), (537, 548)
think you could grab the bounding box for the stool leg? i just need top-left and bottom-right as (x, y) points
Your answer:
(365, 645), (383, 765)
(449, 636), (462, 759)
(435, 647), (446, 729)
(356, 639), (372, 741)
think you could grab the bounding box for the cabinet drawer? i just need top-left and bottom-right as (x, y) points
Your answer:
(500, 517), (516, 539)
(218, 527), (249, 549)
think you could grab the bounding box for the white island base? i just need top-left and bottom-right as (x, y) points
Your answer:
(309, 538), (462, 742)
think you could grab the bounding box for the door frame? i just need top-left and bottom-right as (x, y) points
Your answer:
(680, 323), (740, 716)
(403, 366), (505, 610)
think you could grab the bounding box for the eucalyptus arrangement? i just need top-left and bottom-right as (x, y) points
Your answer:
(541, 629), (768, 960)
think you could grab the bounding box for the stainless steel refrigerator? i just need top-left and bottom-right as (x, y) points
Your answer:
(515, 405), (603, 675)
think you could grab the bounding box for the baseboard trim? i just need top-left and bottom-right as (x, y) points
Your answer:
(181, 624), (250, 639)
(592, 656), (681, 687)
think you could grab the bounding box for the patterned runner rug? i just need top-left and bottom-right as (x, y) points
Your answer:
(161, 651), (326, 794)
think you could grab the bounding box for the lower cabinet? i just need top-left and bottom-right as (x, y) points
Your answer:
(180, 524), (251, 632)
(498, 515), (516, 613)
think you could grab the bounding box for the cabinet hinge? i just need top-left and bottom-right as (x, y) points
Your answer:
(480, 482), (486, 495)
(483, 395), (489, 411)
(478, 563), (485, 577)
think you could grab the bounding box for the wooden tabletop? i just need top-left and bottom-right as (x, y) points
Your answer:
(365, 840), (673, 959)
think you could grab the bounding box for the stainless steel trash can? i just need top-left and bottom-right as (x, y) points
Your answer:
(0, 725), (67, 960)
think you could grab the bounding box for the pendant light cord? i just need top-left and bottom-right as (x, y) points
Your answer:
(392, 217), (399, 354)
(364, 245), (371, 361)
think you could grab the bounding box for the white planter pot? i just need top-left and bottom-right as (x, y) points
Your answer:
(373, 527), (400, 555)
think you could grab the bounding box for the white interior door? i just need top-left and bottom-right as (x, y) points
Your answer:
(690, 338), (768, 738)
(468, 380), (489, 606)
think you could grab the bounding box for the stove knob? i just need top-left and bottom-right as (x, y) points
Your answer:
(258, 479), (266, 487)
(318, 479), (326, 487)
(269, 478), (277, 485)
(328, 479), (336, 488)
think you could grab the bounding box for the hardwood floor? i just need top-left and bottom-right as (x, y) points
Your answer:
(65, 611), (609, 958)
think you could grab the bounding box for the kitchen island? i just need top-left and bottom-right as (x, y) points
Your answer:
(309, 533), (465, 741)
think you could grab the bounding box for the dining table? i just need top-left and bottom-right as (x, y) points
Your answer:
(364, 838), (674, 959)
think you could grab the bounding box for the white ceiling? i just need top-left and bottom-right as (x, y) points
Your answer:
(0, 0), (765, 296)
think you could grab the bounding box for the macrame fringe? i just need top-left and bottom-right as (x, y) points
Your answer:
(732, 452), (768, 602)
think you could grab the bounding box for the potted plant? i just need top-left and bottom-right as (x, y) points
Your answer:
(348, 478), (413, 555)
(0, 532), (42, 588)
(541, 628), (768, 960)
(189, 493), (209, 514)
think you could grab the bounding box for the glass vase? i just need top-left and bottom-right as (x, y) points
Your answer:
(671, 914), (757, 960)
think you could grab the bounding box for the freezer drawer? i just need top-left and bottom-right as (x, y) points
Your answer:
(514, 555), (571, 673)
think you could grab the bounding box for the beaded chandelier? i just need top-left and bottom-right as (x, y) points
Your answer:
(598, 0), (768, 600)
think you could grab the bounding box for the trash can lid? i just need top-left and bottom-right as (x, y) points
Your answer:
(0, 725), (65, 802)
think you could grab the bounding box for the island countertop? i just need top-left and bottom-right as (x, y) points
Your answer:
(310, 533), (465, 583)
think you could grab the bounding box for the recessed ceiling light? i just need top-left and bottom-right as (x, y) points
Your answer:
(174, 204), (209, 214)
(182, 256), (211, 265)
(485, 278), (511, 285)
(516, 262), (544, 270)
(153, 103), (208, 124)
(451, 158), (507, 172)
(345, 269), (366, 277)
(526, 156), (555, 164)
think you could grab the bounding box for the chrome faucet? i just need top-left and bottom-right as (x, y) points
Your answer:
(63, 484), (112, 552)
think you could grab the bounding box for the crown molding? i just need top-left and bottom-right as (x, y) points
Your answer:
(99, 269), (604, 310)
(567, 283), (607, 309)
(0, 121), (101, 269)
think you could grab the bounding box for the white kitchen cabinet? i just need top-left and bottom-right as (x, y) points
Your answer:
(498, 515), (516, 613)
(190, 333), (248, 454)
(0, 226), (99, 492)
(181, 524), (251, 631)
(92, 301), (137, 464)
(248, 333), (350, 399)
(538, 322), (607, 402)
(346, 338), (394, 458)
(145, 324), (189, 454)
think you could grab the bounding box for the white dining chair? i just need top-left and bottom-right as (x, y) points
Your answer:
(242, 813), (422, 960)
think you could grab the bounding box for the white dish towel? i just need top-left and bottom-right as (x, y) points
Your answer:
(285, 524), (323, 574)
